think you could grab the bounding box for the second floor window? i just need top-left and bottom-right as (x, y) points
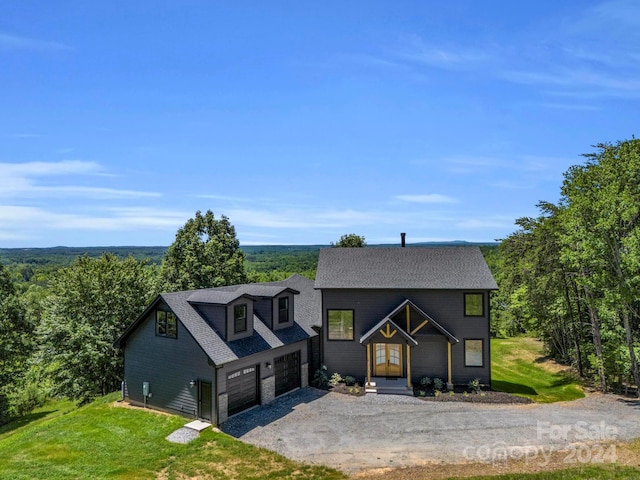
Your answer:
(234, 304), (247, 333)
(156, 310), (177, 338)
(278, 296), (289, 324)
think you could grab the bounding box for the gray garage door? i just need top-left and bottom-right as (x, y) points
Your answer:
(227, 365), (258, 416)
(275, 350), (300, 397)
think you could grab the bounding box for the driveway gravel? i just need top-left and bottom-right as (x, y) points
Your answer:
(221, 388), (640, 474)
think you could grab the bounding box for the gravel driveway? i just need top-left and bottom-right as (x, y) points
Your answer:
(221, 388), (640, 474)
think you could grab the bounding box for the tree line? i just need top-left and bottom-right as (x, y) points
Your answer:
(496, 138), (640, 395)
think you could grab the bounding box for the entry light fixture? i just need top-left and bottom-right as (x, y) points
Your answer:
(189, 380), (197, 388)
(265, 361), (272, 369)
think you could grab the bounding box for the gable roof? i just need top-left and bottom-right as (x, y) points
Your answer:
(115, 274), (319, 366)
(314, 247), (498, 290)
(359, 317), (418, 346)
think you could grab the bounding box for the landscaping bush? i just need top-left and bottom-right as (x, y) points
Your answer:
(329, 373), (343, 387)
(312, 364), (330, 389)
(468, 377), (482, 394)
(343, 375), (356, 386)
(433, 377), (444, 392)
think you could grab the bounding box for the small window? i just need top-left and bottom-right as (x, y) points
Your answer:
(464, 293), (484, 317)
(278, 296), (289, 324)
(465, 339), (483, 366)
(156, 310), (177, 339)
(234, 304), (247, 333)
(327, 310), (354, 340)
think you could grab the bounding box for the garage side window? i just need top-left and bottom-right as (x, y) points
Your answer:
(234, 304), (248, 333)
(327, 309), (354, 340)
(156, 310), (177, 338)
(464, 293), (484, 317)
(464, 339), (483, 367)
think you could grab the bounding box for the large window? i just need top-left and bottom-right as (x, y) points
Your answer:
(465, 339), (484, 367)
(327, 310), (354, 340)
(156, 310), (177, 338)
(464, 293), (484, 317)
(278, 296), (290, 324)
(234, 304), (248, 333)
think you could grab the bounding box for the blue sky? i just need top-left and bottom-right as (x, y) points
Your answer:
(1, 1), (638, 247)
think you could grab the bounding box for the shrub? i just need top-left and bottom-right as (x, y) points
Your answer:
(344, 375), (356, 386)
(329, 372), (343, 387)
(419, 376), (432, 388)
(418, 390), (426, 397)
(312, 365), (330, 389)
(434, 390), (441, 397)
(449, 390), (455, 397)
(468, 377), (481, 394)
(433, 377), (444, 392)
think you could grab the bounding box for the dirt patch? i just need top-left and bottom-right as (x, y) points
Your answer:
(330, 384), (366, 397)
(354, 440), (640, 479)
(111, 400), (174, 416)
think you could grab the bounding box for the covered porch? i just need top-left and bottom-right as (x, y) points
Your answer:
(359, 299), (459, 393)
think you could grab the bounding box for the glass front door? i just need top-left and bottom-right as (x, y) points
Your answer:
(374, 343), (402, 377)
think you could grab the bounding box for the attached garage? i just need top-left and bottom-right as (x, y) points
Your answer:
(275, 350), (301, 397)
(227, 365), (259, 416)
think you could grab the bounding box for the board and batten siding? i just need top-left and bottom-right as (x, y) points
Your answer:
(124, 301), (216, 419)
(321, 289), (491, 384)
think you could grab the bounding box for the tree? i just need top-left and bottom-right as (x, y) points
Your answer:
(0, 261), (33, 423)
(161, 210), (247, 291)
(331, 233), (366, 248)
(38, 254), (158, 402)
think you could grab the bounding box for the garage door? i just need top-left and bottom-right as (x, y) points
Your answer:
(275, 350), (300, 397)
(227, 366), (258, 416)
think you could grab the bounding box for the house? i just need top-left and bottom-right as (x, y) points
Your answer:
(115, 244), (497, 424)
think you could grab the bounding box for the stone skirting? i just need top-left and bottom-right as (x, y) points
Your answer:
(301, 362), (309, 388)
(261, 375), (275, 404)
(217, 393), (228, 424)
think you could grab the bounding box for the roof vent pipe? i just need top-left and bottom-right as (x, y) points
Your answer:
(401, 232), (406, 247)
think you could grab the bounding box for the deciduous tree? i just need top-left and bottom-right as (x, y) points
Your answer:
(161, 210), (247, 291)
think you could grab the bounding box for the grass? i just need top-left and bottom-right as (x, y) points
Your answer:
(0, 392), (345, 480)
(452, 465), (640, 479)
(491, 337), (584, 403)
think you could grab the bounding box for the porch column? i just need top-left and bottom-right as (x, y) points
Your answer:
(447, 342), (453, 390)
(406, 344), (412, 388)
(366, 343), (371, 386)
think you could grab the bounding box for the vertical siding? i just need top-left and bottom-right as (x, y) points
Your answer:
(321, 289), (491, 384)
(124, 302), (215, 419)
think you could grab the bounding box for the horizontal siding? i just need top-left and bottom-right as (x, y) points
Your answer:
(322, 289), (491, 384)
(124, 302), (215, 419)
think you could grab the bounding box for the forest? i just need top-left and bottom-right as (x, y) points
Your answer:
(1, 137), (639, 425)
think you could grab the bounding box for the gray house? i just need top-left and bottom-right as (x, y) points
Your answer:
(116, 245), (496, 423)
(315, 247), (497, 393)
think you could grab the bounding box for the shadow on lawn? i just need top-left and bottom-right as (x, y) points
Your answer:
(0, 410), (56, 437)
(221, 387), (327, 437)
(491, 380), (537, 396)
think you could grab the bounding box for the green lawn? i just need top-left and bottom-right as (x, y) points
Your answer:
(0, 393), (345, 480)
(491, 337), (584, 403)
(454, 464), (640, 480)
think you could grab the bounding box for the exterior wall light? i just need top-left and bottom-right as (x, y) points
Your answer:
(189, 380), (197, 388)
(265, 362), (272, 369)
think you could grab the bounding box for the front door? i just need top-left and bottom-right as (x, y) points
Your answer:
(198, 381), (212, 422)
(374, 343), (402, 377)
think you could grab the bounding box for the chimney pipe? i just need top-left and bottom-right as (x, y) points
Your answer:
(401, 232), (406, 247)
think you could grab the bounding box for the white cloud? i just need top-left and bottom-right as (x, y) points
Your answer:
(395, 194), (458, 204)
(0, 161), (160, 199)
(0, 32), (71, 52)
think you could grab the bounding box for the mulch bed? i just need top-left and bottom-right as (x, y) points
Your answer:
(330, 383), (367, 396)
(414, 385), (533, 404)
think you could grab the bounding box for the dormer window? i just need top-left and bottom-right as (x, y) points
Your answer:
(156, 310), (177, 338)
(278, 297), (290, 324)
(234, 304), (248, 333)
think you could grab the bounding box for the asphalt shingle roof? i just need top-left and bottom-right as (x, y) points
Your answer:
(159, 274), (318, 366)
(314, 247), (498, 290)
